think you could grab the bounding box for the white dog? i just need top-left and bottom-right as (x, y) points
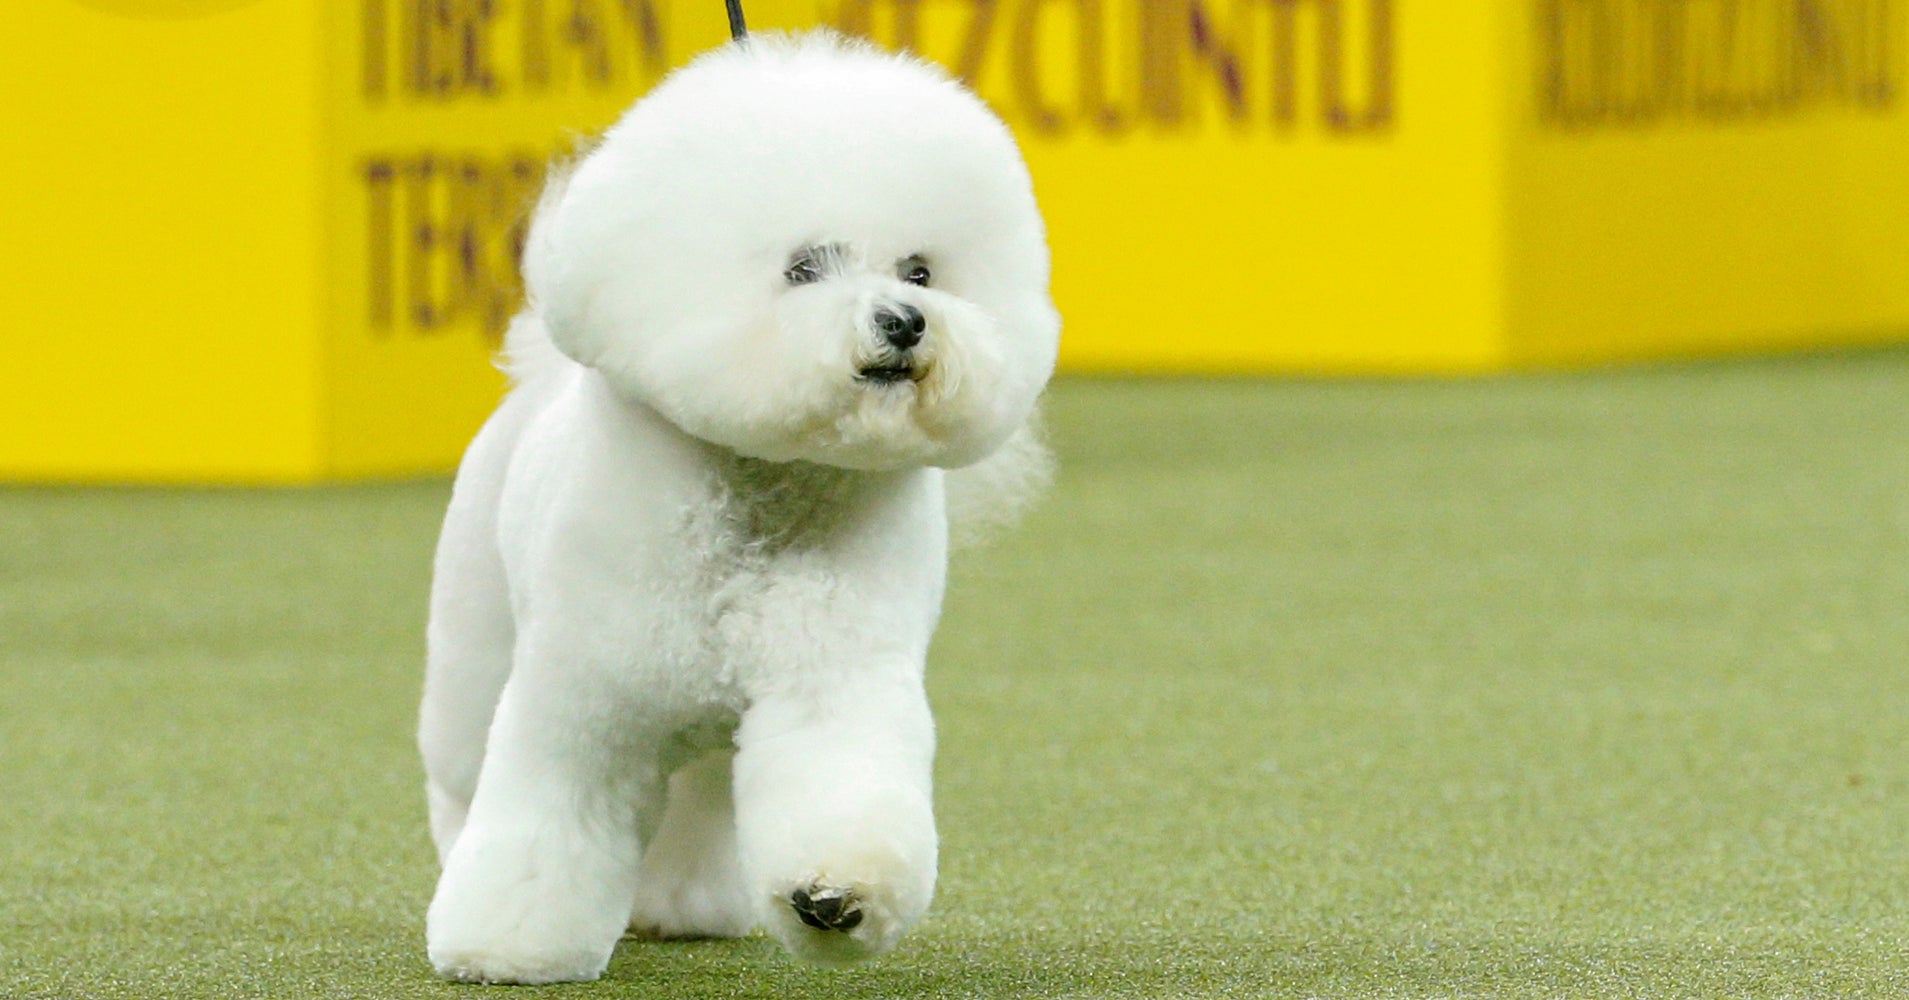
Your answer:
(417, 31), (1059, 984)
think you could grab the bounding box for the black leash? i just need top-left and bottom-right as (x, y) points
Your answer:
(725, 0), (748, 41)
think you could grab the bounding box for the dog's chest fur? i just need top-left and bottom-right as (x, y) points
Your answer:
(640, 450), (877, 755)
(707, 451), (861, 557)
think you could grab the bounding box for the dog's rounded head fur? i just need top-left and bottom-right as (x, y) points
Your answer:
(526, 31), (1059, 471)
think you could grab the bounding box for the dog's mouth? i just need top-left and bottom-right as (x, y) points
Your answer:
(857, 361), (926, 385)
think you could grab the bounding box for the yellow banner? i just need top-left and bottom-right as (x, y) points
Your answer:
(2, 1), (1904, 481)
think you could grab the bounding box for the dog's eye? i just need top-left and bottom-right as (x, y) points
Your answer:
(901, 259), (931, 286)
(786, 244), (844, 286)
(785, 256), (823, 286)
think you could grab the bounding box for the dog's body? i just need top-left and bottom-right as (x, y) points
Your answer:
(418, 34), (1058, 984)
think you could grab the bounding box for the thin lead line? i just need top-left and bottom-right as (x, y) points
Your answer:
(726, 0), (748, 41)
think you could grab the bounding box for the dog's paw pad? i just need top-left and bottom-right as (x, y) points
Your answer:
(791, 885), (864, 932)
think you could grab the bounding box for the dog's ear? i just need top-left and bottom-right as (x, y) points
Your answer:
(519, 154), (617, 371)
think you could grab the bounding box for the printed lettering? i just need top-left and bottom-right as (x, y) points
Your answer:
(362, 152), (548, 343)
(1538, 0), (1899, 128)
(828, 0), (1397, 135)
(362, 0), (665, 101)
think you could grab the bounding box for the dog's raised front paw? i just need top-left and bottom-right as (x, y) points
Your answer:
(790, 884), (864, 931)
(760, 872), (923, 965)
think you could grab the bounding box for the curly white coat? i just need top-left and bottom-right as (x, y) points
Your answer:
(417, 32), (1058, 984)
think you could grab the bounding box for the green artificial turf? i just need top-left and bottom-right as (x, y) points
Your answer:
(6, 353), (1909, 998)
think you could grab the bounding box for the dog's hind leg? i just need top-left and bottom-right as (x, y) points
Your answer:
(419, 388), (542, 863)
(627, 750), (756, 940)
(419, 552), (512, 865)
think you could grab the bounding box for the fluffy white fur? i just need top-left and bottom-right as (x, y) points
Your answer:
(417, 32), (1059, 985)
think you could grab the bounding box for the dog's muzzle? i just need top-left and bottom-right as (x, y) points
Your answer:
(873, 304), (925, 350)
(859, 304), (928, 384)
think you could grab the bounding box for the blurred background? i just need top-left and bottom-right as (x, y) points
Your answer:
(5, 3), (1909, 998)
(5, 0), (1905, 481)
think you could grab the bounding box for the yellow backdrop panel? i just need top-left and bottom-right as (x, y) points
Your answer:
(1506, 0), (1909, 367)
(2, 1), (1904, 482)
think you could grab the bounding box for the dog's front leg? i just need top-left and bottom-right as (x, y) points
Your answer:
(733, 656), (939, 964)
(425, 669), (655, 984)
(723, 473), (950, 964)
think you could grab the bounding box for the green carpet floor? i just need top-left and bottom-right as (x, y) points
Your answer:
(5, 353), (1909, 998)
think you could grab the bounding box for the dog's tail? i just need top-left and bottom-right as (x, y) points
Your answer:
(498, 159), (581, 388)
(944, 415), (1055, 550)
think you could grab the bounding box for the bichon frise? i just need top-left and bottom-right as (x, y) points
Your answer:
(416, 31), (1059, 984)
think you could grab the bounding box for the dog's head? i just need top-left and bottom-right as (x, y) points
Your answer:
(526, 31), (1059, 471)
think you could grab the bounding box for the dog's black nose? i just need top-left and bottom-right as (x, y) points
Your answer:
(873, 304), (926, 350)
